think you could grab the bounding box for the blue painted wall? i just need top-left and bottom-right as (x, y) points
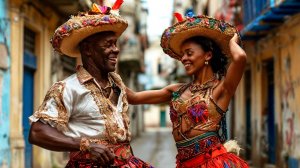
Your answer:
(0, 0), (11, 167)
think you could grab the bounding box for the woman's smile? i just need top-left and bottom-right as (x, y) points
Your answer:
(183, 62), (192, 69)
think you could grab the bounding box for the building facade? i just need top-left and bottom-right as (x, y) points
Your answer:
(240, 1), (300, 167)
(0, 0), (11, 167)
(9, 0), (61, 167)
(110, 0), (148, 136)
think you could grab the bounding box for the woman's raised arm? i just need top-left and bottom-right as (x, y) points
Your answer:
(126, 84), (181, 105)
(222, 33), (247, 96)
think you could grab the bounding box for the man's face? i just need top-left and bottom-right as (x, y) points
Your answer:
(84, 32), (120, 73)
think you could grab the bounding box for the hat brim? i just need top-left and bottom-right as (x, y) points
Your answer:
(51, 14), (128, 57)
(61, 23), (127, 57)
(161, 15), (238, 60)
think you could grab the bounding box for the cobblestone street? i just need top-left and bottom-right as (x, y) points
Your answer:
(131, 127), (177, 168)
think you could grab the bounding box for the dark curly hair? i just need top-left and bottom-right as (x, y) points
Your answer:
(183, 36), (228, 77)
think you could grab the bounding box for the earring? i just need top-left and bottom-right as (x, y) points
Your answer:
(205, 61), (208, 65)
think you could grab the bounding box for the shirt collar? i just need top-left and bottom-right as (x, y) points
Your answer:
(76, 65), (94, 84)
(76, 66), (122, 90)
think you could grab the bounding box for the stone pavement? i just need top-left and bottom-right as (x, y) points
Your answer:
(131, 127), (177, 168)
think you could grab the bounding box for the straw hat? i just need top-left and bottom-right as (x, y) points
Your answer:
(51, 1), (128, 57)
(161, 14), (239, 60)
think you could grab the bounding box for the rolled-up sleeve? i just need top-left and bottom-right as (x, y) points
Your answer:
(29, 81), (70, 132)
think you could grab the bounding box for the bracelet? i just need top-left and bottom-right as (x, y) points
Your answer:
(80, 137), (90, 152)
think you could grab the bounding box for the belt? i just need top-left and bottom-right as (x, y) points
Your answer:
(175, 132), (222, 162)
(176, 132), (218, 147)
(179, 145), (227, 168)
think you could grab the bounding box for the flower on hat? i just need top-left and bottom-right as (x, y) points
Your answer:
(91, 0), (123, 16)
(51, 0), (127, 57)
(91, 3), (111, 14)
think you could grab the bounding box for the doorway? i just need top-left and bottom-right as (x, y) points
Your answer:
(262, 59), (276, 164)
(22, 27), (36, 168)
(245, 69), (252, 160)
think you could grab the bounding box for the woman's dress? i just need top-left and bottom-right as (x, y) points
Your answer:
(170, 82), (249, 168)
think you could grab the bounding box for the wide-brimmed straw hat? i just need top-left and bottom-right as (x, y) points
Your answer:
(51, 0), (128, 57)
(161, 13), (239, 60)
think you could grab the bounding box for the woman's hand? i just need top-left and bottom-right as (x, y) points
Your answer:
(229, 33), (246, 59)
(230, 33), (239, 44)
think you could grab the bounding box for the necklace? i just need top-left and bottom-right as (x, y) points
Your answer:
(189, 75), (216, 96)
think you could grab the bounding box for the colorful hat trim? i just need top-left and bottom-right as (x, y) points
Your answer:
(51, 1), (127, 57)
(161, 13), (239, 60)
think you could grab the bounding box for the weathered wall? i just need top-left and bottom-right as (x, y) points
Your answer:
(9, 0), (59, 167)
(0, 0), (11, 167)
(242, 13), (300, 167)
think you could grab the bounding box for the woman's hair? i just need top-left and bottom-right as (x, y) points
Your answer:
(183, 36), (228, 77)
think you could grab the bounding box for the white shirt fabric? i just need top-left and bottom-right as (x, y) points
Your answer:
(29, 66), (130, 142)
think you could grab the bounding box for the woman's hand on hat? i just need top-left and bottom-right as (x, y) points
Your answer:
(229, 33), (246, 58)
(230, 33), (239, 44)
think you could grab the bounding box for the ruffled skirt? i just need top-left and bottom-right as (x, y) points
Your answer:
(175, 132), (249, 168)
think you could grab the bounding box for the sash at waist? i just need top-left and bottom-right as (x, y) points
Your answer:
(176, 132), (223, 162)
(178, 146), (227, 168)
(69, 141), (133, 167)
(176, 132), (218, 147)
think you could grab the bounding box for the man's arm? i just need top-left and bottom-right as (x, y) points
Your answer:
(29, 121), (79, 151)
(29, 121), (115, 164)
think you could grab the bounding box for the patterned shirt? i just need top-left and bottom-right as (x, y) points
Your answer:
(29, 66), (131, 143)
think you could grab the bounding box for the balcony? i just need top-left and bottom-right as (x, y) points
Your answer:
(241, 0), (300, 40)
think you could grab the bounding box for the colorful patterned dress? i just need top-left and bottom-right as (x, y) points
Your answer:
(170, 82), (249, 168)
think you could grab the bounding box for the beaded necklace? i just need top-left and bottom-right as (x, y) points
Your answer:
(189, 75), (217, 96)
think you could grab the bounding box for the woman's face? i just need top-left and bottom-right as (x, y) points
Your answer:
(180, 41), (210, 76)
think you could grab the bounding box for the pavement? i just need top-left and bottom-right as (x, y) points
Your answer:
(131, 127), (177, 168)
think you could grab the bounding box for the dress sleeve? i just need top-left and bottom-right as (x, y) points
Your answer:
(29, 81), (70, 132)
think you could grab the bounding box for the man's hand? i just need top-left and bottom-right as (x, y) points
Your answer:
(29, 121), (116, 166)
(89, 143), (115, 165)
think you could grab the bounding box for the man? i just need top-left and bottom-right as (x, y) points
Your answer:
(29, 2), (152, 167)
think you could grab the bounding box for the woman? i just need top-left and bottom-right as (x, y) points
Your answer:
(126, 14), (249, 167)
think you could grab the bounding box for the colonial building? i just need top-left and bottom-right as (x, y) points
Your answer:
(0, 0), (11, 167)
(115, 0), (148, 137)
(240, 0), (300, 167)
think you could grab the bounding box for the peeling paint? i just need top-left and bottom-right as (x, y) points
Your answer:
(281, 54), (300, 159)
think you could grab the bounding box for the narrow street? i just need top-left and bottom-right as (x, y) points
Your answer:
(131, 127), (177, 168)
